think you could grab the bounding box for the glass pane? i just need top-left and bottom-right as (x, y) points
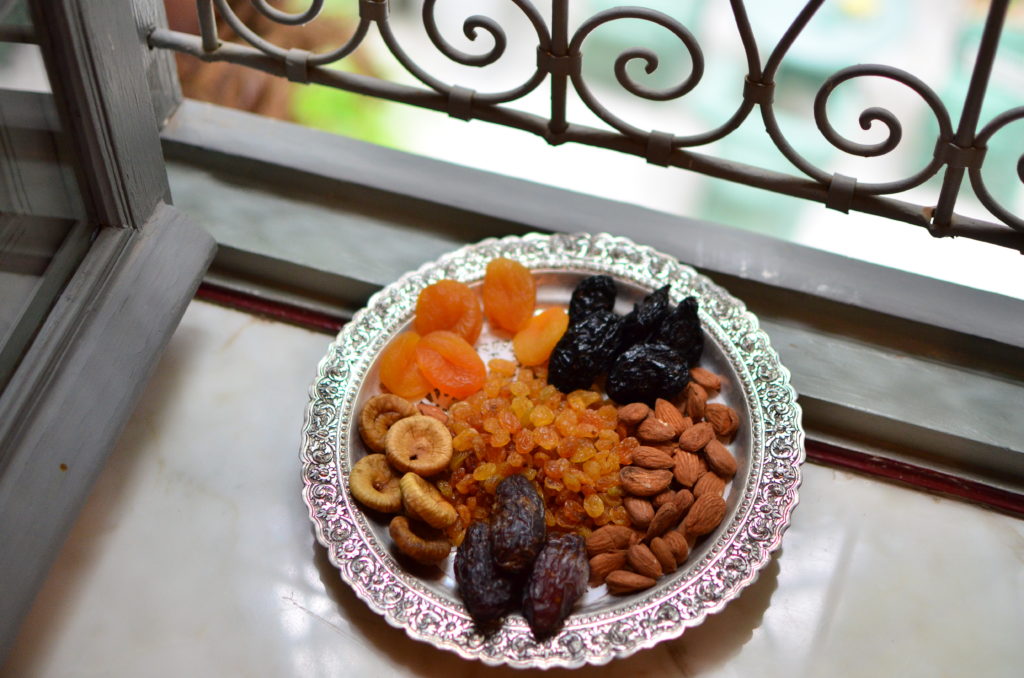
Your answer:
(0, 1), (94, 390)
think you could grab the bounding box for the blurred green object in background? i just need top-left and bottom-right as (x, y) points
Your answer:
(290, 76), (398, 148)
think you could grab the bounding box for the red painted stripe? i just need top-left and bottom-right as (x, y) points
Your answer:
(195, 282), (345, 334)
(806, 439), (1024, 518)
(193, 284), (1024, 518)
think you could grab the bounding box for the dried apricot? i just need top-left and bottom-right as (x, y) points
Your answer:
(416, 330), (487, 399)
(513, 307), (569, 366)
(379, 331), (432, 401)
(414, 279), (483, 344)
(482, 257), (535, 333)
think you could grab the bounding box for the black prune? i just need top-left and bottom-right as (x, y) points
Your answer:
(454, 522), (519, 626)
(606, 342), (689, 405)
(491, 474), (546, 574)
(618, 285), (671, 350)
(568, 275), (617, 323)
(547, 310), (624, 393)
(522, 533), (589, 639)
(655, 295), (704, 366)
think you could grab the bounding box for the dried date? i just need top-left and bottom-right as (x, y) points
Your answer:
(490, 474), (546, 574)
(454, 522), (519, 626)
(522, 533), (589, 639)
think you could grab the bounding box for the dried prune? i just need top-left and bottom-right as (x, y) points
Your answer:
(568, 275), (617, 323)
(606, 342), (689, 406)
(547, 310), (624, 392)
(491, 474), (546, 574)
(522, 533), (589, 639)
(655, 295), (704, 366)
(618, 285), (670, 350)
(455, 522), (519, 625)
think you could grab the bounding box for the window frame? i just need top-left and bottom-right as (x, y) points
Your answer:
(0, 0), (213, 660)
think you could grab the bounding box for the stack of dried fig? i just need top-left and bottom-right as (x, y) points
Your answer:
(587, 373), (740, 594)
(350, 394), (458, 565)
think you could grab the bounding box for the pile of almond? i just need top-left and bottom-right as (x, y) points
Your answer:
(586, 367), (740, 594)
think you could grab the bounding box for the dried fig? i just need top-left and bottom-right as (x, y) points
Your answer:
(388, 515), (451, 565)
(348, 454), (402, 513)
(359, 393), (416, 452)
(385, 415), (453, 476)
(400, 472), (457, 528)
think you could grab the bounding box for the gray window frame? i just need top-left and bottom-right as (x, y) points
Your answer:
(0, 0), (213, 659)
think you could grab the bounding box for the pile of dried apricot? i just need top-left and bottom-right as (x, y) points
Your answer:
(377, 258), (562, 405)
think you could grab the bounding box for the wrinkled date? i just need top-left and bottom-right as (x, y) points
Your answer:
(491, 474), (546, 574)
(454, 522), (519, 626)
(522, 533), (589, 639)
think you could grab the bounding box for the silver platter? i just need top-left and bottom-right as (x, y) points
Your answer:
(301, 232), (804, 669)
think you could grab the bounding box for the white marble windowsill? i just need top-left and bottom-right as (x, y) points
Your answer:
(4, 300), (1022, 677)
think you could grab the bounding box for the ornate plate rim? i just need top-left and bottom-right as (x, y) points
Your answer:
(300, 232), (805, 669)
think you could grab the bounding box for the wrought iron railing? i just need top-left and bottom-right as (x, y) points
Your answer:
(148, 0), (1024, 250)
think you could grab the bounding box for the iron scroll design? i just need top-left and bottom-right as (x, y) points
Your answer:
(149, 0), (1024, 250)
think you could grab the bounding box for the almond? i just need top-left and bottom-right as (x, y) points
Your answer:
(589, 550), (627, 586)
(682, 382), (708, 420)
(416, 402), (448, 424)
(617, 402), (650, 426)
(689, 367), (722, 392)
(633, 446), (675, 469)
(586, 525), (636, 556)
(623, 496), (655, 529)
(681, 493), (727, 538)
(620, 466), (673, 496)
(693, 471), (726, 498)
(652, 489), (675, 508)
(677, 415), (694, 433)
(645, 497), (687, 540)
(649, 537), (677, 573)
(673, 488), (695, 513)
(605, 570), (657, 595)
(663, 530), (690, 562)
(637, 415), (676, 443)
(673, 451), (706, 487)
(627, 543), (663, 579)
(678, 421), (715, 452)
(705, 439), (737, 478)
(705, 403), (740, 439)
(654, 398), (687, 436)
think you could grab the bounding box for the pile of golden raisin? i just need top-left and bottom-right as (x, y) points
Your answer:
(438, 359), (636, 546)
